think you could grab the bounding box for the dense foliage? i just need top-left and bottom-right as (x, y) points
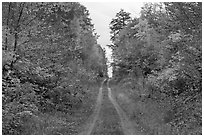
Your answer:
(110, 2), (201, 134)
(2, 2), (107, 134)
(109, 9), (132, 42)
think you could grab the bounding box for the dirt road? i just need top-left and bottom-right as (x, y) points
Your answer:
(107, 80), (146, 135)
(90, 79), (123, 135)
(79, 79), (106, 135)
(79, 79), (145, 135)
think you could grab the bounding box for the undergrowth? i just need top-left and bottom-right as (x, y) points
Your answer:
(2, 84), (100, 135)
(110, 80), (201, 135)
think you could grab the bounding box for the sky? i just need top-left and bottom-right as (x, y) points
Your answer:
(81, 2), (144, 47)
(81, 2), (144, 77)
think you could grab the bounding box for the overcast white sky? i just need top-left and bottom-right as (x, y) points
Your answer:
(81, 2), (144, 48)
(80, 2), (144, 77)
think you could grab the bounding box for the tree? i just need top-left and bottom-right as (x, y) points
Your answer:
(110, 2), (202, 134)
(164, 2), (202, 35)
(109, 9), (132, 43)
(2, 2), (107, 134)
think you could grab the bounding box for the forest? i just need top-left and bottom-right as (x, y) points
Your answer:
(109, 2), (202, 134)
(2, 2), (202, 135)
(2, 2), (107, 134)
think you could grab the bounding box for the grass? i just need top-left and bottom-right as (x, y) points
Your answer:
(91, 86), (124, 135)
(13, 84), (100, 135)
(110, 79), (202, 135)
(110, 83), (173, 135)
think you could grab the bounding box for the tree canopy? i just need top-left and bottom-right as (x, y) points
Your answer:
(109, 9), (132, 43)
(110, 2), (201, 134)
(2, 2), (107, 134)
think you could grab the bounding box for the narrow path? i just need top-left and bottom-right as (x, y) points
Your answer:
(107, 80), (146, 134)
(90, 81), (124, 135)
(79, 78), (145, 135)
(78, 79), (106, 135)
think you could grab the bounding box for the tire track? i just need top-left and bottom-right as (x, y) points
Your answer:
(79, 79), (106, 135)
(90, 82), (124, 135)
(107, 80), (146, 135)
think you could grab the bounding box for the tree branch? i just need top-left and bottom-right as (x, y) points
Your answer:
(14, 2), (25, 52)
(4, 2), (12, 50)
(11, 2), (25, 69)
(177, 3), (196, 30)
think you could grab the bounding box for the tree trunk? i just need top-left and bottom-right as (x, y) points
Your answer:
(4, 2), (12, 50)
(11, 2), (25, 69)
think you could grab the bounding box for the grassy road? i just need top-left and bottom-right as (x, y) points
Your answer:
(90, 80), (124, 135)
(79, 79), (146, 135)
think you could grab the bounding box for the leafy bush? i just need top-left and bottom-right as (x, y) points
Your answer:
(110, 2), (202, 134)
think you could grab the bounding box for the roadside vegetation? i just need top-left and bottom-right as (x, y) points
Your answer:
(109, 2), (202, 135)
(2, 2), (107, 135)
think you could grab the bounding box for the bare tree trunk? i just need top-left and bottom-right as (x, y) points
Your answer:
(4, 2), (12, 50)
(13, 2), (24, 52)
(11, 2), (25, 69)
